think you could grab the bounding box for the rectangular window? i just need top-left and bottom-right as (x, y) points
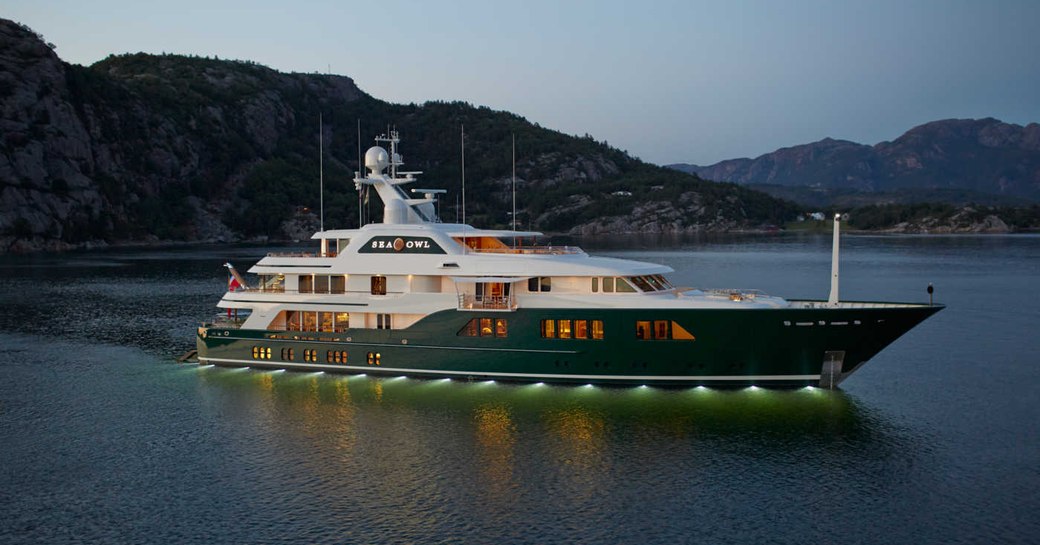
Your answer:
(331, 276), (345, 294)
(592, 320), (604, 340)
(540, 319), (556, 338)
(654, 320), (669, 339)
(495, 318), (508, 337)
(616, 278), (636, 293)
(371, 276), (387, 295)
(286, 311), (301, 331)
(334, 312), (350, 332)
(315, 275), (329, 294)
(603, 277), (615, 293)
(480, 318), (493, 337)
(528, 277), (552, 292)
(299, 275), (313, 294)
(591, 277), (598, 292)
(636, 320), (651, 340)
(558, 319), (572, 339)
(319, 312), (334, 332)
(575, 319), (588, 339)
(377, 313), (392, 329)
(303, 312), (317, 332)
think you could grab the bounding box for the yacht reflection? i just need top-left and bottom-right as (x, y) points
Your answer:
(473, 404), (518, 499)
(195, 369), (918, 490)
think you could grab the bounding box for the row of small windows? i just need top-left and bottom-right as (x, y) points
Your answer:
(590, 275), (673, 293)
(540, 319), (605, 340)
(299, 274), (346, 294)
(285, 311), (350, 332)
(252, 346), (376, 365)
(635, 320), (696, 341)
(458, 318), (509, 337)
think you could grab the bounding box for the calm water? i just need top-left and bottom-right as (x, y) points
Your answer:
(1, 235), (1037, 544)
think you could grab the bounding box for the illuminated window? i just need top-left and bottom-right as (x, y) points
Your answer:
(252, 346), (260, 359)
(559, 319), (572, 339)
(281, 348), (294, 361)
(371, 276), (387, 295)
(303, 312), (317, 332)
(592, 320), (604, 340)
(286, 311), (301, 331)
(671, 321), (696, 341)
(319, 312), (334, 332)
(334, 312), (350, 332)
(575, 320), (588, 339)
(495, 319), (508, 337)
(265, 347), (272, 360)
(459, 318), (479, 337)
(541, 319), (556, 338)
(375, 352), (381, 365)
(304, 349), (317, 362)
(636, 321), (651, 340)
(654, 320), (669, 340)
(480, 318), (493, 337)
(367, 352), (375, 365)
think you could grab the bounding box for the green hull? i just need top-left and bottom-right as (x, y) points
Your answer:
(196, 302), (942, 387)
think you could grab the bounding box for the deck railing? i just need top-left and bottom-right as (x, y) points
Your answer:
(457, 293), (517, 311)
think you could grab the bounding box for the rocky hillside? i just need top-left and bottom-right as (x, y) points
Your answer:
(670, 119), (1040, 201)
(0, 19), (796, 253)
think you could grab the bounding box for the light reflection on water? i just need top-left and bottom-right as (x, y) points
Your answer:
(1, 236), (1039, 544)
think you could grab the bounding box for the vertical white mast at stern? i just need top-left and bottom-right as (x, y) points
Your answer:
(828, 213), (844, 306)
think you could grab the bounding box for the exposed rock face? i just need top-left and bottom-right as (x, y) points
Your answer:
(0, 18), (366, 253)
(0, 18), (795, 253)
(671, 119), (1040, 200)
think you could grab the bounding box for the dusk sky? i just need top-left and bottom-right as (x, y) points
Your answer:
(7, 0), (1039, 165)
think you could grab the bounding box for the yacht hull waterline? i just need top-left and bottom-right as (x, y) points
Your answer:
(195, 132), (942, 388)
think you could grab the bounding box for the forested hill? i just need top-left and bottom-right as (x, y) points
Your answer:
(0, 19), (796, 253)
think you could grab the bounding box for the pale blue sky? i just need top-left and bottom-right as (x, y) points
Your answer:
(6, 0), (1039, 164)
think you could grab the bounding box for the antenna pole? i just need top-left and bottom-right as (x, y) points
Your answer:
(319, 113), (326, 255)
(357, 118), (363, 227)
(461, 124), (466, 226)
(512, 132), (517, 244)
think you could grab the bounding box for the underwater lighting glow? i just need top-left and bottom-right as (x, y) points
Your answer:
(746, 385), (760, 391)
(439, 378), (452, 382)
(695, 385), (708, 390)
(583, 383), (595, 388)
(638, 384), (649, 389)
(803, 385), (817, 391)
(534, 382), (545, 386)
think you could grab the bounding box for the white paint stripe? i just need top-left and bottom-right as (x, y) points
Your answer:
(198, 357), (820, 382)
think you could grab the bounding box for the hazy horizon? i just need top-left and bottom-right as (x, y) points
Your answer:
(8, 0), (1039, 166)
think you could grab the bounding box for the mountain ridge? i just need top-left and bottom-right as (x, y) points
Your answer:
(669, 118), (1040, 201)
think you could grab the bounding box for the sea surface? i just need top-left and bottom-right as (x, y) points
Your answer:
(0, 235), (1037, 544)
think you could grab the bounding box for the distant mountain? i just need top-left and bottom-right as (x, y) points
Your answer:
(669, 118), (1040, 202)
(0, 19), (796, 253)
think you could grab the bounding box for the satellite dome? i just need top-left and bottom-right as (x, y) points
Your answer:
(365, 146), (389, 174)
